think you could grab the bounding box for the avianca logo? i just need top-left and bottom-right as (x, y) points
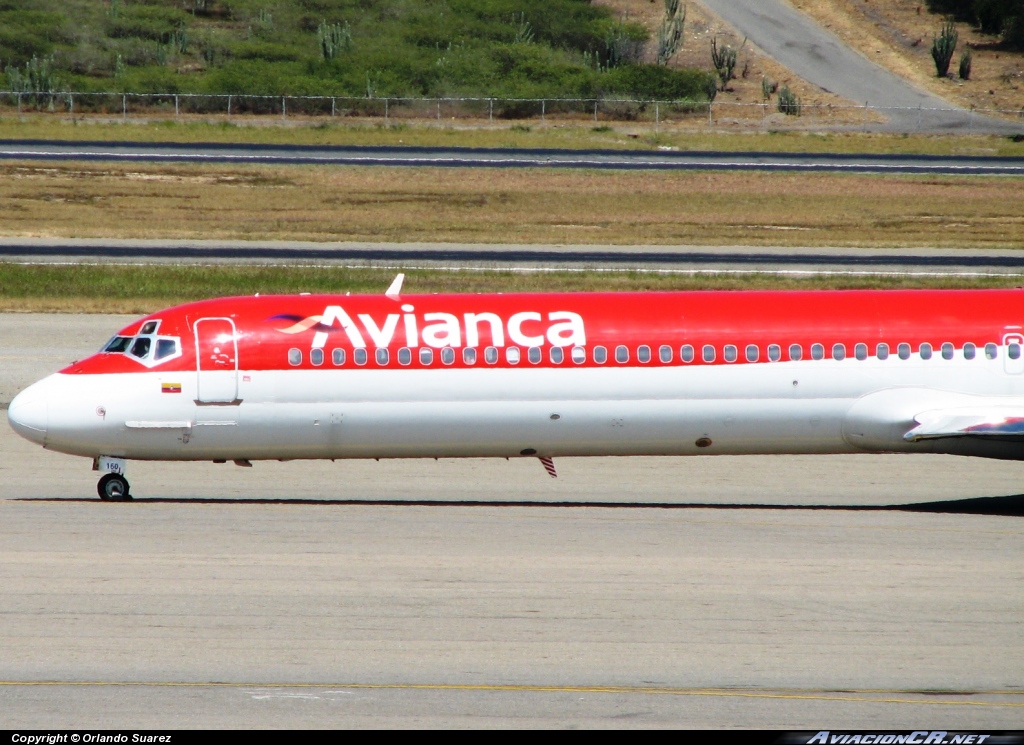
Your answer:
(272, 305), (586, 349)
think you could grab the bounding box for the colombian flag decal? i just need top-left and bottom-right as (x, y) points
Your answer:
(161, 382), (182, 394)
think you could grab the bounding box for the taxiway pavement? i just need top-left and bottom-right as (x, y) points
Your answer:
(1, 140), (1022, 171)
(5, 238), (1024, 277)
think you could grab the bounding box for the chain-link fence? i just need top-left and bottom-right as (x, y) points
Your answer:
(2, 91), (1022, 134)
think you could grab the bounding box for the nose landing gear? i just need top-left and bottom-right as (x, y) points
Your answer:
(97, 473), (132, 501)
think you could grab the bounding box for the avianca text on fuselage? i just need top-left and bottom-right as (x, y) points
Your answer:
(275, 304), (587, 350)
(10, 286), (1024, 501)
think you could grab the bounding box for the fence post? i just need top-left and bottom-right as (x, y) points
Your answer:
(489, 98), (493, 124)
(122, 94), (126, 119)
(384, 98), (388, 124)
(436, 98), (440, 122)
(174, 94), (179, 118)
(68, 93), (73, 118)
(227, 95), (232, 119)
(917, 104), (922, 132)
(969, 106), (974, 135)
(331, 97), (335, 117)
(541, 99), (545, 124)
(708, 100), (712, 127)
(16, 92), (20, 115)
(762, 101), (766, 130)
(862, 101), (868, 132)
(593, 99), (598, 122)
(282, 96), (286, 120)
(654, 101), (659, 132)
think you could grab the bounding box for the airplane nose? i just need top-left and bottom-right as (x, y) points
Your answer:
(8, 387), (48, 444)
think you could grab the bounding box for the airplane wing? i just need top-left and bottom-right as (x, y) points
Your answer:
(904, 409), (1024, 442)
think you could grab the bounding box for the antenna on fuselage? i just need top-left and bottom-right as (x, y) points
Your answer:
(385, 273), (405, 300)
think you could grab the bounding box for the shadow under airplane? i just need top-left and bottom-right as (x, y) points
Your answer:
(15, 493), (1024, 516)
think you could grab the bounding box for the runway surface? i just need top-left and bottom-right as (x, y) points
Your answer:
(2, 314), (1023, 728)
(5, 238), (1024, 276)
(1, 139), (1023, 172)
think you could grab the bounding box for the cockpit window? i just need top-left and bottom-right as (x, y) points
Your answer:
(104, 336), (132, 353)
(154, 338), (178, 360)
(129, 337), (152, 359)
(140, 321), (160, 335)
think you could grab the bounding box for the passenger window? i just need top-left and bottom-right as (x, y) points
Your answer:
(637, 345), (651, 363)
(768, 344), (781, 362)
(288, 348), (301, 366)
(855, 343), (867, 361)
(1010, 343), (1022, 361)
(788, 344), (802, 361)
(376, 349), (390, 366)
(140, 321), (159, 335)
(332, 348), (346, 366)
(941, 342), (954, 360)
(745, 344), (758, 363)
(681, 345), (694, 363)
(310, 348), (324, 366)
(986, 343), (998, 360)
(528, 347), (542, 364)
(898, 343), (911, 360)
(877, 343), (889, 360)
(659, 345), (672, 363)
(462, 347), (476, 365)
(154, 339), (177, 360)
(593, 346), (608, 364)
(724, 345), (737, 363)
(615, 345), (629, 363)
(920, 343), (932, 360)
(832, 343), (846, 361)
(702, 345), (715, 363)
(104, 336), (132, 353)
(964, 343), (976, 360)
(484, 346), (498, 364)
(130, 337), (152, 359)
(441, 347), (456, 365)
(354, 348), (367, 366)
(419, 347), (433, 365)
(506, 346), (521, 364)
(550, 347), (564, 364)
(811, 344), (824, 360)
(571, 345), (586, 364)
(399, 347), (412, 365)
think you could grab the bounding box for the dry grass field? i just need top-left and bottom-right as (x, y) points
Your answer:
(0, 161), (1021, 250)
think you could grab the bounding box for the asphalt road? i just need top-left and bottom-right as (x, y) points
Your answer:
(1, 139), (1023, 172)
(1, 314), (1023, 727)
(697, 0), (1018, 134)
(4, 238), (1024, 277)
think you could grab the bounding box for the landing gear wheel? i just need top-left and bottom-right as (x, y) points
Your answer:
(97, 473), (132, 502)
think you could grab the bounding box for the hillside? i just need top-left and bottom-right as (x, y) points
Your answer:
(0, 0), (716, 101)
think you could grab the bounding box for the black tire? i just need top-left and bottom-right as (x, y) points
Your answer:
(97, 473), (132, 502)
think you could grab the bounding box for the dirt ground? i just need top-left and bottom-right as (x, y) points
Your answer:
(786, 0), (1024, 117)
(599, 0), (1024, 122)
(596, 0), (882, 125)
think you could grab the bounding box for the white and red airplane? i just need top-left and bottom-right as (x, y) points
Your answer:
(9, 275), (1024, 501)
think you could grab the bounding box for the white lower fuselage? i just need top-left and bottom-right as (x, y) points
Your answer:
(24, 353), (1024, 463)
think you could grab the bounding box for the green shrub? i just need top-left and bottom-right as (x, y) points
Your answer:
(778, 85), (801, 116)
(958, 50), (972, 79)
(603, 63), (716, 101)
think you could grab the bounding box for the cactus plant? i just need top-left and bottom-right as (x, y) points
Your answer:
(931, 21), (958, 77)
